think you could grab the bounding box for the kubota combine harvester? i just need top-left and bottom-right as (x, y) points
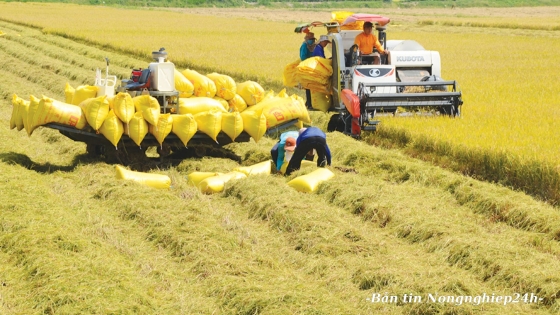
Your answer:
(295, 13), (463, 136)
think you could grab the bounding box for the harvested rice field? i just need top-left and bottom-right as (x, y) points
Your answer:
(0, 4), (559, 315)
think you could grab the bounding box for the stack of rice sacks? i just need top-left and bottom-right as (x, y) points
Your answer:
(177, 69), (310, 143)
(282, 57), (334, 112)
(9, 70), (311, 147)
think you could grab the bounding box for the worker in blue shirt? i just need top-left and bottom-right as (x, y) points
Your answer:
(270, 130), (300, 173)
(300, 32), (315, 61)
(285, 127), (331, 176)
(312, 35), (331, 59)
(300, 32), (315, 109)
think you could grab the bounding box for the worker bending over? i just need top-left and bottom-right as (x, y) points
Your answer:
(271, 130), (299, 173)
(285, 127), (331, 176)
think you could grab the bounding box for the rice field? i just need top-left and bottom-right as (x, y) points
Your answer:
(0, 4), (560, 314)
(1, 3), (560, 203)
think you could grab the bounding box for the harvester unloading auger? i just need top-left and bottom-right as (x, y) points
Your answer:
(294, 13), (463, 136)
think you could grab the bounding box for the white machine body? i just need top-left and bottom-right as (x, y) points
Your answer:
(330, 31), (443, 92)
(149, 60), (175, 92)
(95, 70), (117, 98)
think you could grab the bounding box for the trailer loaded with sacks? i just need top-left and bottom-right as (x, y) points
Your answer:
(8, 48), (310, 165)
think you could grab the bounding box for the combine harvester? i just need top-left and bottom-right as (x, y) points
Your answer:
(42, 49), (299, 164)
(294, 13), (463, 136)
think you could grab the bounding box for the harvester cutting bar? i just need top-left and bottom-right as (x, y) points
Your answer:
(363, 92), (461, 106)
(358, 80), (462, 116)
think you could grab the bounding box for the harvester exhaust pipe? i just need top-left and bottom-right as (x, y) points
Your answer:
(376, 26), (387, 64)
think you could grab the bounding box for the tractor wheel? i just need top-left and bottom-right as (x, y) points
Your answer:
(86, 143), (104, 157)
(327, 114), (345, 133)
(104, 145), (149, 167)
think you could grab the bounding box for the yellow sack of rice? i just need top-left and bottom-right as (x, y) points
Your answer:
(174, 69), (194, 98)
(112, 92), (135, 124)
(287, 168), (335, 193)
(301, 80), (333, 95)
(26, 95), (41, 136)
(261, 90), (277, 103)
(172, 113), (198, 147)
(280, 159), (315, 175)
(331, 11), (353, 21)
(240, 110), (266, 143)
(182, 69), (216, 98)
(71, 85), (98, 105)
(261, 97), (304, 128)
(132, 95), (160, 126)
(341, 20), (363, 31)
(233, 160), (271, 176)
(194, 110), (222, 142)
(187, 171), (223, 188)
(178, 97), (227, 115)
(198, 171), (247, 194)
(33, 96), (87, 130)
(10, 94), (20, 130)
(221, 111), (243, 142)
(228, 94), (247, 112)
(142, 107), (160, 129)
(283, 59), (300, 87)
(148, 113), (173, 147)
(64, 82), (75, 104)
(80, 95), (110, 131)
(296, 57), (333, 86)
(18, 96), (31, 132)
(99, 110), (124, 148)
(206, 72), (237, 101)
(277, 88), (289, 98)
(237, 81), (265, 106)
(213, 96), (230, 111)
(331, 11), (363, 30)
(107, 95), (115, 110)
(239, 100), (266, 118)
(311, 91), (332, 112)
(12, 94), (29, 131)
(292, 94), (312, 124)
(115, 165), (171, 189)
(127, 112), (149, 147)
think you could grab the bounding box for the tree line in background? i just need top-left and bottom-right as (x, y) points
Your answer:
(2, 0), (557, 8)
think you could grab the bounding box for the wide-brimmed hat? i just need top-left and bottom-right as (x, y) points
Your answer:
(285, 137), (297, 151)
(319, 35), (331, 43)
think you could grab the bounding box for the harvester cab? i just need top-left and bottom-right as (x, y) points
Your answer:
(295, 13), (463, 136)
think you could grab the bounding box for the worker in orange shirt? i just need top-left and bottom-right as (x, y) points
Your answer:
(354, 21), (388, 65)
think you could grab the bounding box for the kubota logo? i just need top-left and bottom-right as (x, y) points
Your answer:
(396, 56), (425, 62)
(369, 69), (381, 77)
